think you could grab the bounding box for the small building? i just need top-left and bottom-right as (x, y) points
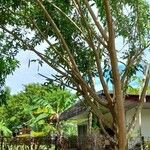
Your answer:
(60, 93), (150, 149)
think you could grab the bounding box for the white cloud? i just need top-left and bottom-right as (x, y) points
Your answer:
(6, 50), (55, 94)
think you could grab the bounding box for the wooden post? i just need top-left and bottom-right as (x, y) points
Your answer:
(87, 112), (93, 134)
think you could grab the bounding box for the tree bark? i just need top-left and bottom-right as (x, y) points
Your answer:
(87, 112), (93, 134)
(103, 0), (126, 149)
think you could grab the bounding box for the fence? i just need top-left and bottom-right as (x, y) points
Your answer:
(0, 136), (52, 150)
(0, 135), (108, 150)
(2, 135), (142, 150)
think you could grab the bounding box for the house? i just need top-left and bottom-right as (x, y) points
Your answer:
(59, 93), (150, 148)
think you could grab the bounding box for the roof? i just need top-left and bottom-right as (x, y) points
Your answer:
(59, 101), (87, 121)
(59, 93), (150, 121)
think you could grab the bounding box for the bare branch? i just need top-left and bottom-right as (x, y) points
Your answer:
(139, 68), (150, 102)
(103, 0), (115, 44)
(73, 70), (108, 107)
(72, 0), (112, 104)
(103, 0), (126, 147)
(121, 43), (150, 89)
(94, 48), (113, 104)
(83, 0), (108, 41)
(83, 89), (117, 144)
(103, 0), (122, 99)
(103, 0), (122, 101)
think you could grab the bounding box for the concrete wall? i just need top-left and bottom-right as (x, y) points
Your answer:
(126, 108), (140, 138)
(126, 108), (150, 138)
(141, 109), (150, 138)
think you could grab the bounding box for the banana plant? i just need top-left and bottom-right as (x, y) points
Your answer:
(0, 120), (12, 136)
(27, 87), (76, 135)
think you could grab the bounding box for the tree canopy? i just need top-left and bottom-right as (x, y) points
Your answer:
(0, 32), (19, 105)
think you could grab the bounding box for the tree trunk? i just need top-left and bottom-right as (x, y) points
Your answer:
(103, 0), (127, 148)
(115, 97), (126, 150)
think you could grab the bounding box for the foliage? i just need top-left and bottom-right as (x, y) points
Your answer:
(0, 31), (19, 104)
(25, 83), (76, 134)
(0, 83), (76, 136)
(61, 122), (77, 136)
(0, 120), (12, 136)
(145, 138), (150, 150)
(127, 76), (150, 94)
(0, 87), (11, 106)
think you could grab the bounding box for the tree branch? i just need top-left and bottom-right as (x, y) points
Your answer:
(38, 73), (77, 91)
(82, 0), (108, 41)
(121, 43), (150, 89)
(28, 17), (72, 70)
(1, 25), (74, 83)
(83, 89), (117, 144)
(72, 0), (112, 104)
(51, 0), (107, 48)
(36, 0), (79, 73)
(98, 117), (117, 144)
(35, 0), (108, 107)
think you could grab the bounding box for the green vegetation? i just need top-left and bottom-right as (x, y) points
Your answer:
(0, 37), (19, 105)
(0, 83), (76, 137)
(127, 76), (150, 94)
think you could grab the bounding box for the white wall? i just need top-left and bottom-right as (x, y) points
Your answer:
(126, 108), (140, 138)
(126, 108), (150, 138)
(141, 109), (150, 138)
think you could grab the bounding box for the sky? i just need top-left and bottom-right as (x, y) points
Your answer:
(6, 50), (55, 94)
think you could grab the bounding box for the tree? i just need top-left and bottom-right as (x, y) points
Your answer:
(0, 83), (75, 136)
(0, 120), (12, 150)
(23, 83), (76, 135)
(0, 0), (150, 149)
(0, 121), (12, 136)
(0, 32), (19, 105)
(0, 87), (11, 106)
